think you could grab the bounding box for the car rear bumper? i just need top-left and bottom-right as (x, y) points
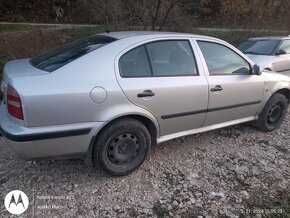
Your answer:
(0, 103), (105, 159)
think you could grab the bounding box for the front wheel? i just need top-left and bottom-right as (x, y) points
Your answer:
(255, 93), (289, 132)
(93, 118), (151, 176)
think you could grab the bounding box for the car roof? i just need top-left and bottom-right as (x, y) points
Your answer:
(98, 31), (216, 40)
(249, 35), (290, 40)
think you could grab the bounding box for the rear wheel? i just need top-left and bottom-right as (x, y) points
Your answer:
(255, 93), (289, 132)
(93, 118), (151, 176)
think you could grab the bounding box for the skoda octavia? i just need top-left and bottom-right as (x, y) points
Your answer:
(0, 32), (289, 176)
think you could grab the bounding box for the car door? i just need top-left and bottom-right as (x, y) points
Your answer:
(196, 40), (265, 126)
(273, 39), (290, 76)
(116, 39), (208, 136)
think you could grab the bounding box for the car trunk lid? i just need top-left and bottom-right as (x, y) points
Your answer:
(1, 59), (49, 103)
(2, 59), (49, 84)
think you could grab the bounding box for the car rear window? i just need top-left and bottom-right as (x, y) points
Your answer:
(238, 39), (280, 55)
(30, 35), (117, 72)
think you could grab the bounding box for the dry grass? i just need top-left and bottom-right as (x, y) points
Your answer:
(244, 185), (290, 217)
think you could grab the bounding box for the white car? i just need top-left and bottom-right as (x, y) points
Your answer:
(238, 36), (290, 76)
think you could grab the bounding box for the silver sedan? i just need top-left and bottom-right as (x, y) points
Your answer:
(238, 36), (290, 76)
(0, 32), (289, 176)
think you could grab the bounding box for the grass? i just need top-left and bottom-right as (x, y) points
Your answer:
(61, 26), (104, 41)
(62, 26), (286, 46)
(0, 23), (31, 32)
(0, 22), (285, 45)
(153, 201), (169, 218)
(244, 185), (290, 218)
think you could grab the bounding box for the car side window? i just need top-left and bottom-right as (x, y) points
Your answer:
(146, 40), (198, 76)
(279, 40), (290, 54)
(119, 46), (151, 77)
(197, 41), (251, 76)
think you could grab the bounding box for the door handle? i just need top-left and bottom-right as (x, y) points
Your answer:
(137, 90), (155, 98)
(211, 85), (223, 92)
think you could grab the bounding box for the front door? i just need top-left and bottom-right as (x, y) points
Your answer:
(196, 40), (265, 126)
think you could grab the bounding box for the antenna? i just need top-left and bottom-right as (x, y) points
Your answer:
(103, 26), (110, 33)
(100, 22), (110, 33)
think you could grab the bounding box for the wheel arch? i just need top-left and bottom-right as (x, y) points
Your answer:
(84, 114), (159, 167)
(106, 114), (159, 147)
(274, 88), (290, 101)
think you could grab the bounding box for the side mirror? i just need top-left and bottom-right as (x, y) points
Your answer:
(252, 65), (262, 75)
(276, 49), (287, 55)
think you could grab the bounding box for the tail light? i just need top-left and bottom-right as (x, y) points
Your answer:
(7, 85), (24, 120)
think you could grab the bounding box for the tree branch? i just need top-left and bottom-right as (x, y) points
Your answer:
(151, 0), (162, 30)
(158, 0), (181, 31)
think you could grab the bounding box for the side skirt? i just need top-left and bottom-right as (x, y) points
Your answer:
(157, 116), (256, 143)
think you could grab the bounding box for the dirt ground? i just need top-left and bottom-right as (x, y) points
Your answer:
(0, 29), (68, 75)
(0, 111), (289, 217)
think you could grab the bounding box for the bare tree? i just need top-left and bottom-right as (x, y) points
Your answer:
(120, 0), (182, 30)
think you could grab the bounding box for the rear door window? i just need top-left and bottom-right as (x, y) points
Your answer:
(146, 40), (198, 76)
(119, 46), (152, 77)
(30, 35), (116, 72)
(119, 40), (198, 78)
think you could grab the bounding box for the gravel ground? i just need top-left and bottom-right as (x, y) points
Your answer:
(0, 112), (289, 218)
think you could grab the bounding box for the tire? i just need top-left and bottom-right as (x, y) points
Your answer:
(255, 93), (289, 132)
(93, 118), (151, 176)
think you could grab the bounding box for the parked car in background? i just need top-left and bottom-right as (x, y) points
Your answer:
(238, 36), (290, 76)
(0, 32), (290, 176)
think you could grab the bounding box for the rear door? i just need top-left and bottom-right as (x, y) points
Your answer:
(116, 38), (208, 136)
(196, 40), (265, 126)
